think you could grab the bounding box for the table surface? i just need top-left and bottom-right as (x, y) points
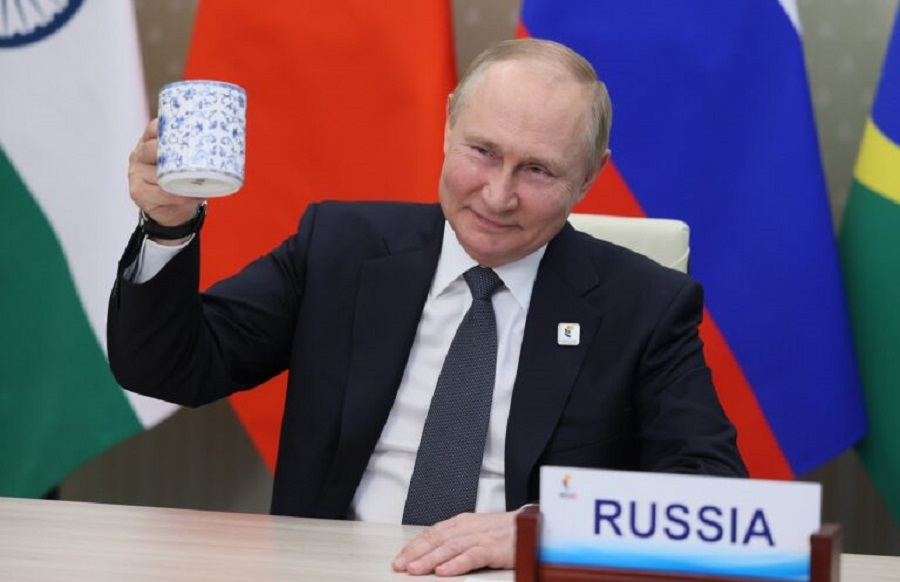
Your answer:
(1, 497), (897, 581)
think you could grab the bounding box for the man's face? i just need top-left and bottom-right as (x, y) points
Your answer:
(439, 60), (605, 268)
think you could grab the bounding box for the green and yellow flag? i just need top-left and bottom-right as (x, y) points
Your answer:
(840, 8), (900, 524)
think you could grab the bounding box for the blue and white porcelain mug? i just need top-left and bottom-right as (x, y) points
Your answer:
(157, 80), (247, 197)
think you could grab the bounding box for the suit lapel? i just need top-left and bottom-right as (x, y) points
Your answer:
(321, 207), (444, 513)
(505, 224), (605, 509)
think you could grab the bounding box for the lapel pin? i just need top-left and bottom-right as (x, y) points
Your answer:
(557, 323), (580, 346)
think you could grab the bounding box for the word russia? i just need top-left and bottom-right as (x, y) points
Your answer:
(594, 499), (774, 546)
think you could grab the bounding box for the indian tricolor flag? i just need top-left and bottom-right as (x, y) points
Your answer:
(182, 1), (456, 469)
(841, 7), (900, 523)
(0, 0), (176, 497)
(520, 0), (867, 479)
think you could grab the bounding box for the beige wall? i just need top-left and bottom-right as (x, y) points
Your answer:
(62, 0), (900, 556)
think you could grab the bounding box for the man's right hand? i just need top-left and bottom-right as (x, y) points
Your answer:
(129, 118), (203, 245)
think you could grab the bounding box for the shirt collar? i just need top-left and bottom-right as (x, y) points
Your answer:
(432, 221), (546, 311)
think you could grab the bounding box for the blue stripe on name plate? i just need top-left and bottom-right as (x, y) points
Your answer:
(540, 545), (810, 581)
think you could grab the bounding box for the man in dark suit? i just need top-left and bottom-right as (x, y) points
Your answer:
(111, 38), (746, 576)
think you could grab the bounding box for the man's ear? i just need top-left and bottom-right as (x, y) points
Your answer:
(443, 94), (454, 155)
(574, 149), (611, 204)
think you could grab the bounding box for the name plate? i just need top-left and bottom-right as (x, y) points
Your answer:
(539, 467), (821, 581)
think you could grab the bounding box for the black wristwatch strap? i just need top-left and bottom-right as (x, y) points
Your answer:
(139, 202), (207, 240)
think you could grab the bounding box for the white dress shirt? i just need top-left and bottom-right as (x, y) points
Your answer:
(130, 220), (545, 523)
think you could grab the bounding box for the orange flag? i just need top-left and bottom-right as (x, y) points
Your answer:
(183, 1), (457, 470)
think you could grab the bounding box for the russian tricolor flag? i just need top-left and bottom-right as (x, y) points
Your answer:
(521, 0), (866, 479)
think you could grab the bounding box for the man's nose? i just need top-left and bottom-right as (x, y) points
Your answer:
(482, 167), (518, 212)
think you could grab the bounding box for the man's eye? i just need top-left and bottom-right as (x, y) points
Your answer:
(527, 165), (549, 176)
(471, 146), (490, 156)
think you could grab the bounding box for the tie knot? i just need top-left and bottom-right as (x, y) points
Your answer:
(463, 266), (503, 300)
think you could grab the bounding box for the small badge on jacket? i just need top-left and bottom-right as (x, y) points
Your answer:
(557, 323), (580, 346)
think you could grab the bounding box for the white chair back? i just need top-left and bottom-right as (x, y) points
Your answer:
(568, 213), (691, 273)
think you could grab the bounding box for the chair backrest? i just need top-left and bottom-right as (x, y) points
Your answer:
(567, 213), (691, 273)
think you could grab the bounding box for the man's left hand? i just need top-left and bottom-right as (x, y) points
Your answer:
(392, 511), (517, 576)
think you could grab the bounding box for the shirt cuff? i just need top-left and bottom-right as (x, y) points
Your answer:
(124, 235), (194, 284)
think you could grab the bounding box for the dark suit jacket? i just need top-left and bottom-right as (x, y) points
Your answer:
(108, 201), (746, 518)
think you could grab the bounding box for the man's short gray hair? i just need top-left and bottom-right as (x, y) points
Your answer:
(448, 38), (612, 172)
